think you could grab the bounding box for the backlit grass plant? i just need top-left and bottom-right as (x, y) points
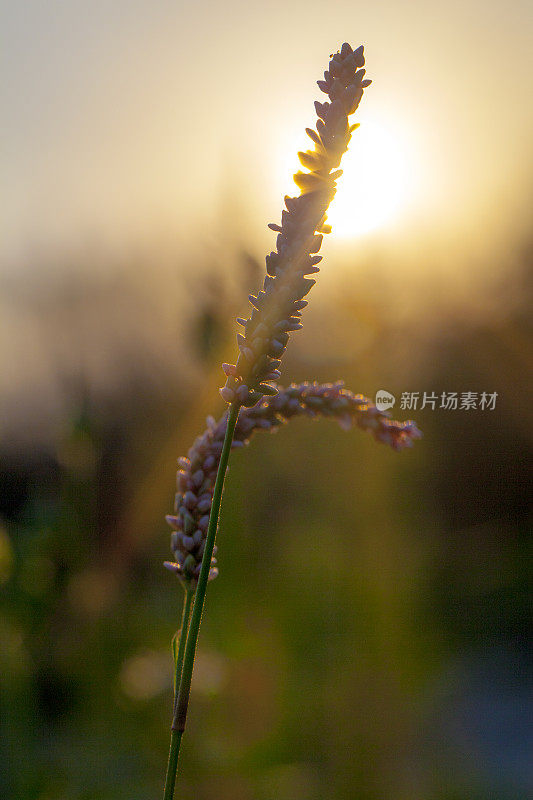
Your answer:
(162, 43), (421, 798)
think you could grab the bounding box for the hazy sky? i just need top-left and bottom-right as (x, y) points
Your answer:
(3, 0), (533, 266)
(2, 0), (532, 445)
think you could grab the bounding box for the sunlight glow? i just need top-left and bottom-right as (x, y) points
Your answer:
(326, 119), (413, 238)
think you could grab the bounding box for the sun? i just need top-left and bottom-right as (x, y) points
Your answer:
(326, 118), (412, 238)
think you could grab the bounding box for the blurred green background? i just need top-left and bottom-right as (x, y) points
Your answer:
(2, 2), (532, 798)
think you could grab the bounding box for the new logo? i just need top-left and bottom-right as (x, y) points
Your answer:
(375, 389), (395, 412)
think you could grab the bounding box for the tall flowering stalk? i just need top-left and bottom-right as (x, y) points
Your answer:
(162, 44), (419, 798)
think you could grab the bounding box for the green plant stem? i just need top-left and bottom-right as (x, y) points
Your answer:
(163, 731), (182, 800)
(163, 400), (241, 797)
(163, 586), (194, 800)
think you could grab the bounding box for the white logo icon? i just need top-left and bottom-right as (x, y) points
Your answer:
(375, 390), (395, 412)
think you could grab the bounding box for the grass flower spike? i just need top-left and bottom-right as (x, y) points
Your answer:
(220, 43), (371, 408)
(165, 383), (421, 585)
